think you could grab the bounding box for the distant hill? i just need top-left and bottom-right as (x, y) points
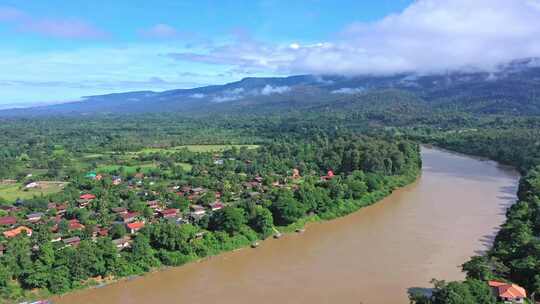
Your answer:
(2, 58), (540, 117)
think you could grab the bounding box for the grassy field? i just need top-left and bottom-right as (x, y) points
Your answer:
(138, 144), (259, 154)
(96, 162), (193, 174)
(0, 182), (66, 201)
(96, 163), (158, 174)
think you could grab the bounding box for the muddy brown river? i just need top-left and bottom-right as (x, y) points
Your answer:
(54, 146), (520, 304)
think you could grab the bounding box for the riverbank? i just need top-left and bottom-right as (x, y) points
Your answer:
(51, 147), (519, 304)
(48, 165), (421, 303)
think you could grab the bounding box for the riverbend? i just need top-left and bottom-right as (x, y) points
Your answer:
(54, 146), (519, 304)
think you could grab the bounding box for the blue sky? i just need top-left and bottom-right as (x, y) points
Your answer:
(1, 0), (540, 107)
(0, 0), (412, 106)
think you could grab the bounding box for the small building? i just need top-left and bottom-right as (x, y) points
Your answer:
(488, 281), (527, 303)
(56, 204), (67, 215)
(192, 187), (206, 195)
(126, 221), (145, 234)
(112, 176), (122, 186)
(209, 202), (224, 211)
(3, 226), (33, 238)
(0, 205), (20, 213)
(111, 207), (128, 215)
(112, 236), (131, 250)
(79, 193), (96, 201)
(292, 168), (301, 179)
(190, 205), (206, 216)
(160, 208), (179, 219)
(0, 216), (17, 227)
(68, 219), (85, 231)
(26, 212), (44, 223)
(25, 182), (39, 189)
(120, 211), (140, 223)
(321, 170), (335, 181)
(147, 200), (161, 211)
(62, 236), (81, 247)
(97, 227), (109, 237)
(50, 234), (62, 242)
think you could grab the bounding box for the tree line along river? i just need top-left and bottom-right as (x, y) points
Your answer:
(53, 146), (520, 304)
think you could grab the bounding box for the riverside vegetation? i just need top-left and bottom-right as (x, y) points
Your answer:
(0, 120), (420, 303)
(1, 75), (540, 303)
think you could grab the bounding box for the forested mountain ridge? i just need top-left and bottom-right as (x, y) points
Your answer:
(2, 58), (540, 117)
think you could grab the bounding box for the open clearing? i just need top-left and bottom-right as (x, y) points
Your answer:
(0, 182), (66, 201)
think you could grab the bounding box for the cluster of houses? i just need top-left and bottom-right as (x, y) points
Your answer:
(0, 163), (340, 257)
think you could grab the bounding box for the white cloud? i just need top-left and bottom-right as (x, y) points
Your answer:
(211, 87), (245, 102)
(169, 0), (540, 75)
(212, 95), (240, 103)
(331, 87), (365, 94)
(189, 93), (205, 98)
(261, 85), (290, 95)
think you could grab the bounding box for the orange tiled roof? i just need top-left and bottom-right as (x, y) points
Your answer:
(489, 281), (527, 299)
(3, 226), (32, 238)
(126, 222), (145, 230)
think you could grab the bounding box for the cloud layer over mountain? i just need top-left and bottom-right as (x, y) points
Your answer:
(169, 0), (540, 75)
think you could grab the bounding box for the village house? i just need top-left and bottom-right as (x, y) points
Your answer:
(160, 208), (180, 219)
(62, 236), (81, 247)
(190, 204), (206, 218)
(26, 212), (44, 223)
(3, 226), (33, 238)
(0, 216), (17, 227)
(209, 202), (224, 211)
(96, 227), (109, 237)
(50, 234), (62, 242)
(68, 219), (85, 231)
(79, 193), (96, 201)
(292, 168), (301, 179)
(146, 200), (162, 212)
(126, 221), (145, 234)
(78, 194), (96, 208)
(112, 176), (122, 186)
(321, 170), (335, 181)
(488, 281), (527, 303)
(56, 204), (67, 215)
(24, 181), (39, 189)
(191, 187), (206, 195)
(113, 236), (131, 250)
(121, 211), (140, 223)
(111, 207), (128, 215)
(0, 205), (20, 213)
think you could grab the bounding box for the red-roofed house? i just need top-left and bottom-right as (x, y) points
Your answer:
(79, 194), (96, 200)
(0, 216), (17, 227)
(3, 226), (32, 238)
(321, 170), (335, 181)
(121, 212), (140, 223)
(126, 221), (145, 234)
(160, 208), (179, 219)
(209, 202), (224, 211)
(68, 219), (85, 231)
(488, 281), (527, 303)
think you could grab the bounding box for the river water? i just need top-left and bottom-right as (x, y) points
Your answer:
(54, 146), (520, 304)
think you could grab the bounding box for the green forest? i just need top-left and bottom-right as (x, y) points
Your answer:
(1, 96), (540, 303)
(0, 117), (421, 302)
